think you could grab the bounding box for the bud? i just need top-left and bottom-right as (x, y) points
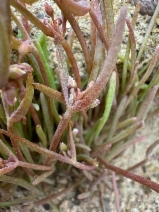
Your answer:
(91, 159), (98, 167)
(18, 40), (32, 58)
(33, 103), (40, 111)
(9, 65), (26, 80)
(60, 142), (68, 152)
(43, 17), (50, 26)
(45, 2), (54, 18)
(72, 128), (79, 137)
(90, 99), (100, 108)
(9, 63), (33, 80)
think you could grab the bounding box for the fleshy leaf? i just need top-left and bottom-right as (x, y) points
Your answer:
(9, 72), (34, 124)
(72, 7), (127, 112)
(56, 0), (90, 16)
(2, 88), (16, 107)
(33, 83), (65, 104)
(0, 175), (42, 195)
(19, 0), (38, 4)
(0, 129), (95, 171)
(94, 72), (116, 140)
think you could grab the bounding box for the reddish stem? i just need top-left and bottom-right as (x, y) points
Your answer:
(66, 15), (91, 74)
(99, 157), (159, 193)
(29, 104), (41, 126)
(45, 110), (72, 165)
(18, 0), (30, 34)
(89, 9), (109, 51)
(112, 171), (121, 212)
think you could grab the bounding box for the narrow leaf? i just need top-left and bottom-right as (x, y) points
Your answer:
(89, 0), (103, 82)
(106, 96), (127, 141)
(0, 161), (18, 177)
(126, 46), (159, 108)
(0, 104), (7, 124)
(20, 0), (38, 4)
(36, 125), (47, 148)
(33, 83), (65, 104)
(137, 86), (158, 121)
(0, 139), (15, 158)
(73, 7), (127, 112)
(0, 175), (42, 195)
(69, 122), (76, 160)
(0, 130), (95, 170)
(55, 43), (69, 105)
(32, 169), (54, 186)
(103, 0), (114, 41)
(56, 0), (90, 16)
(93, 71), (116, 142)
(107, 121), (144, 144)
(34, 40), (56, 89)
(105, 136), (146, 161)
(40, 93), (53, 143)
(116, 117), (137, 130)
(9, 72), (34, 124)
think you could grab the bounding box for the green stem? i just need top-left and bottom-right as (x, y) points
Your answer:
(40, 93), (54, 143)
(92, 71), (116, 144)
(34, 40), (56, 89)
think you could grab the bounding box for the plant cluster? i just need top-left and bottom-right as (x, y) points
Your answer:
(0, 0), (159, 210)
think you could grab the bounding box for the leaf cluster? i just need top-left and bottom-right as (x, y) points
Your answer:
(0, 0), (159, 210)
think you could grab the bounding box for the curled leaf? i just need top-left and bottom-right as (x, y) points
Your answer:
(2, 87), (16, 106)
(0, 158), (19, 177)
(9, 72), (34, 124)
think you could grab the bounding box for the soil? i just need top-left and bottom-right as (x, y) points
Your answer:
(6, 0), (159, 211)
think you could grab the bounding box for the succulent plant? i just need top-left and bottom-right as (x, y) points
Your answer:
(0, 0), (159, 210)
